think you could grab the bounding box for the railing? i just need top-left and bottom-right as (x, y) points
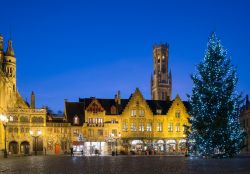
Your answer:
(7, 108), (46, 113)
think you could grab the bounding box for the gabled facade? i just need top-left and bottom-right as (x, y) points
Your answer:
(60, 88), (190, 155)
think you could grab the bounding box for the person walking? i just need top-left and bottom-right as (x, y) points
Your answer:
(70, 147), (74, 157)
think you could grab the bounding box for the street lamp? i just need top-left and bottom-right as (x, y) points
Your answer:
(116, 133), (121, 156)
(0, 114), (8, 158)
(30, 130), (42, 156)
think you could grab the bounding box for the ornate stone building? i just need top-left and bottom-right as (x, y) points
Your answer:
(0, 36), (189, 156)
(0, 34), (46, 155)
(151, 44), (172, 101)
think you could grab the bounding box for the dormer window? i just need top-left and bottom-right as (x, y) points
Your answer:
(156, 109), (162, 115)
(175, 111), (181, 118)
(111, 105), (117, 115)
(73, 115), (79, 125)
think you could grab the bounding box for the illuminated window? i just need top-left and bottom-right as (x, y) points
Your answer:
(112, 129), (117, 136)
(147, 122), (152, 132)
(131, 109), (136, 117)
(139, 122), (144, 132)
(88, 129), (94, 136)
(131, 122), (137, 132)
(176, 123), (180, 132)
(98, 118), (103, 124)
(139, 109), (145, 117)
(9, 115), (18, 122)
(168, 122), (173, 132)
(111, 119), (116, 124)
(157, 122), (163, 132)
(73, 116), (79, 125)
(156, 109), (162, 115)
(122, 121), (128, 131)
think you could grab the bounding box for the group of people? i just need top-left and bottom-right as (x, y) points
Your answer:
(70, 147), (100, 156)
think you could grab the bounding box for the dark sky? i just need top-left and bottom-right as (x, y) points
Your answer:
(0, 0), (249, 112)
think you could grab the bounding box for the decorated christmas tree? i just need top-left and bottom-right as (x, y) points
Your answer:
(188, 32), (246, 157)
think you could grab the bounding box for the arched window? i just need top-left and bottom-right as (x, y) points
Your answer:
(20, 116), (29, 123)
(139, 109), (145, 117)
(73, 115), (79, 125)
(111, 105), (117, 115)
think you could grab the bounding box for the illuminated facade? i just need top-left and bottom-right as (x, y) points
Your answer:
(0, 35), (189, 156)
(0, 34), (46, 155)
(62, 89), (190, 155)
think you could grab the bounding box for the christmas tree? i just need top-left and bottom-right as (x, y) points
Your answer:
(188, 32), (246, 157)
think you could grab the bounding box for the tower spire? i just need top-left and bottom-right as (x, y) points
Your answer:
(6, 40), (15, 57)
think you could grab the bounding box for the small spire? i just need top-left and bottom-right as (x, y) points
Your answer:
(6, 40), (15, 57)
(0, 34), (3, 51)
(169, 69), (172, 78)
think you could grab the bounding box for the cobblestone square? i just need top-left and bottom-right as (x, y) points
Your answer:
(0, 155), (250, 174)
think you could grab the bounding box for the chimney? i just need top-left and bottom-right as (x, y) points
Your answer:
(114, 94), (118, 103)
(31, 91), (35, 109)
(117, 90), (121, 105)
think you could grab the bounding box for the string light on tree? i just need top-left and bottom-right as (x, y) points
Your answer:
(188, 32), (246, 158)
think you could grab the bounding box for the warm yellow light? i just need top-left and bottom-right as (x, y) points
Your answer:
(0, 114), (8, 123)
(30, 130), (34, 135)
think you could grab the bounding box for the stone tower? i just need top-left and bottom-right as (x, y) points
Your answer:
(3, 39), (16, 92)
(151, 43), (172, 100)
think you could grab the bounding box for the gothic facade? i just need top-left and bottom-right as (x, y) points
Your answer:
(0, 34), (46, 155)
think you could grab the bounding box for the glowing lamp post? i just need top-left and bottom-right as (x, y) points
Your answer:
(0, 114), (8, 158)
(30, 130), (42, 156)
(116, 133), (121, 156)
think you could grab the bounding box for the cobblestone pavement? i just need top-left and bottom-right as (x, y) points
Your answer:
(0, 155), (250, 174)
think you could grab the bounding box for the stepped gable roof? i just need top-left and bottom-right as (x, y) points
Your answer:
(146, 100), (173, 115)
(65, 97), (190, 125)
(78, 98), (130, 115)
(65, 102), (85, 125)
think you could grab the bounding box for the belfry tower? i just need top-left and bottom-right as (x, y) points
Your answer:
(151, 43), (172, 100)
(2, 38), (16, 92)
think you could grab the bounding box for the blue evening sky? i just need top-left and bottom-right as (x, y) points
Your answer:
(0, 0), (249, 112)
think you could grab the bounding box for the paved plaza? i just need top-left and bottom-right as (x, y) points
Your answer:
(0, 155), (250, 174)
